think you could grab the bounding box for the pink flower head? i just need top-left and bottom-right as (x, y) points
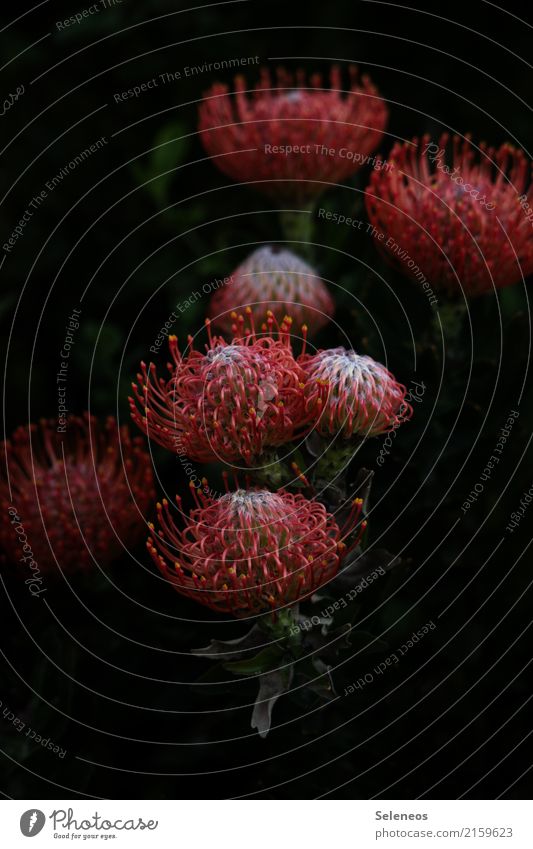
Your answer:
(365, 134), (533, 297)
(0, 415), (154, 575)
(147, 480), (366, 616)
(302, 347), (412, 438)
(199, 65), (388, 205)
(130, 313), (319, 466)
(208, 246), (334, 336)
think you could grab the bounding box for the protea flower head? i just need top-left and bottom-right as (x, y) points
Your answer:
(302, 347), (412, 438)
(199, 65), (388, 205)
(147, 479), (366, 616)
(208, 246), (334, 335)
(365, 133), (533, 297)
(130, 313), (320, 466)
(0, 416), (154, 575)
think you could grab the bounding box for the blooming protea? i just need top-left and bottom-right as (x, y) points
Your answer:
(365, 134), (533, 297)
(199, 65), (388, 206)
(302, 347), (412, 438)
(130, 314), (319, 466)
(147, 481), (366, 616)
(208, 246), (334, 336)
(0, 416), (154, 575)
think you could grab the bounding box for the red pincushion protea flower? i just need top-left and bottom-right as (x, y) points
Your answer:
(365, 134), (533, 297)
(302, 347), (412, 438)
(199, 65), (388, 205)
(0, 416), (154, 575)
(130, 315), (319, 466)
(208, 246), (334, 336)
(147, 482), (365, 616)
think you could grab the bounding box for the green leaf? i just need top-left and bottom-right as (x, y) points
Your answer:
(133, 121), (191, 206)
(223, 645), (284, 676)
(251, 665), (294, 738)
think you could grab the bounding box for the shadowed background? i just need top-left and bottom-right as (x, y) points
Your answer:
(0, 0), (532, 799)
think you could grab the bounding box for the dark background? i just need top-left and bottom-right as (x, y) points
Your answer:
(1, 0), (532, 799)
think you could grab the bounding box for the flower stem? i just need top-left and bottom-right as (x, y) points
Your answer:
(279, 205), (315, 260)
(432, 299), (468, 349)
(312, 440), (363, 489)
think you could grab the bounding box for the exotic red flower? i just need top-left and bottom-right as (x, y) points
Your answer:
(365, 133), (533, 297)
(130, 314), (319, 466)
(0, 416), (154, 575)
(302, 347), (412, 438)
(199, 65), (388, 205)
(208, 246), (334, 336)
(147, 481), (366, 616)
